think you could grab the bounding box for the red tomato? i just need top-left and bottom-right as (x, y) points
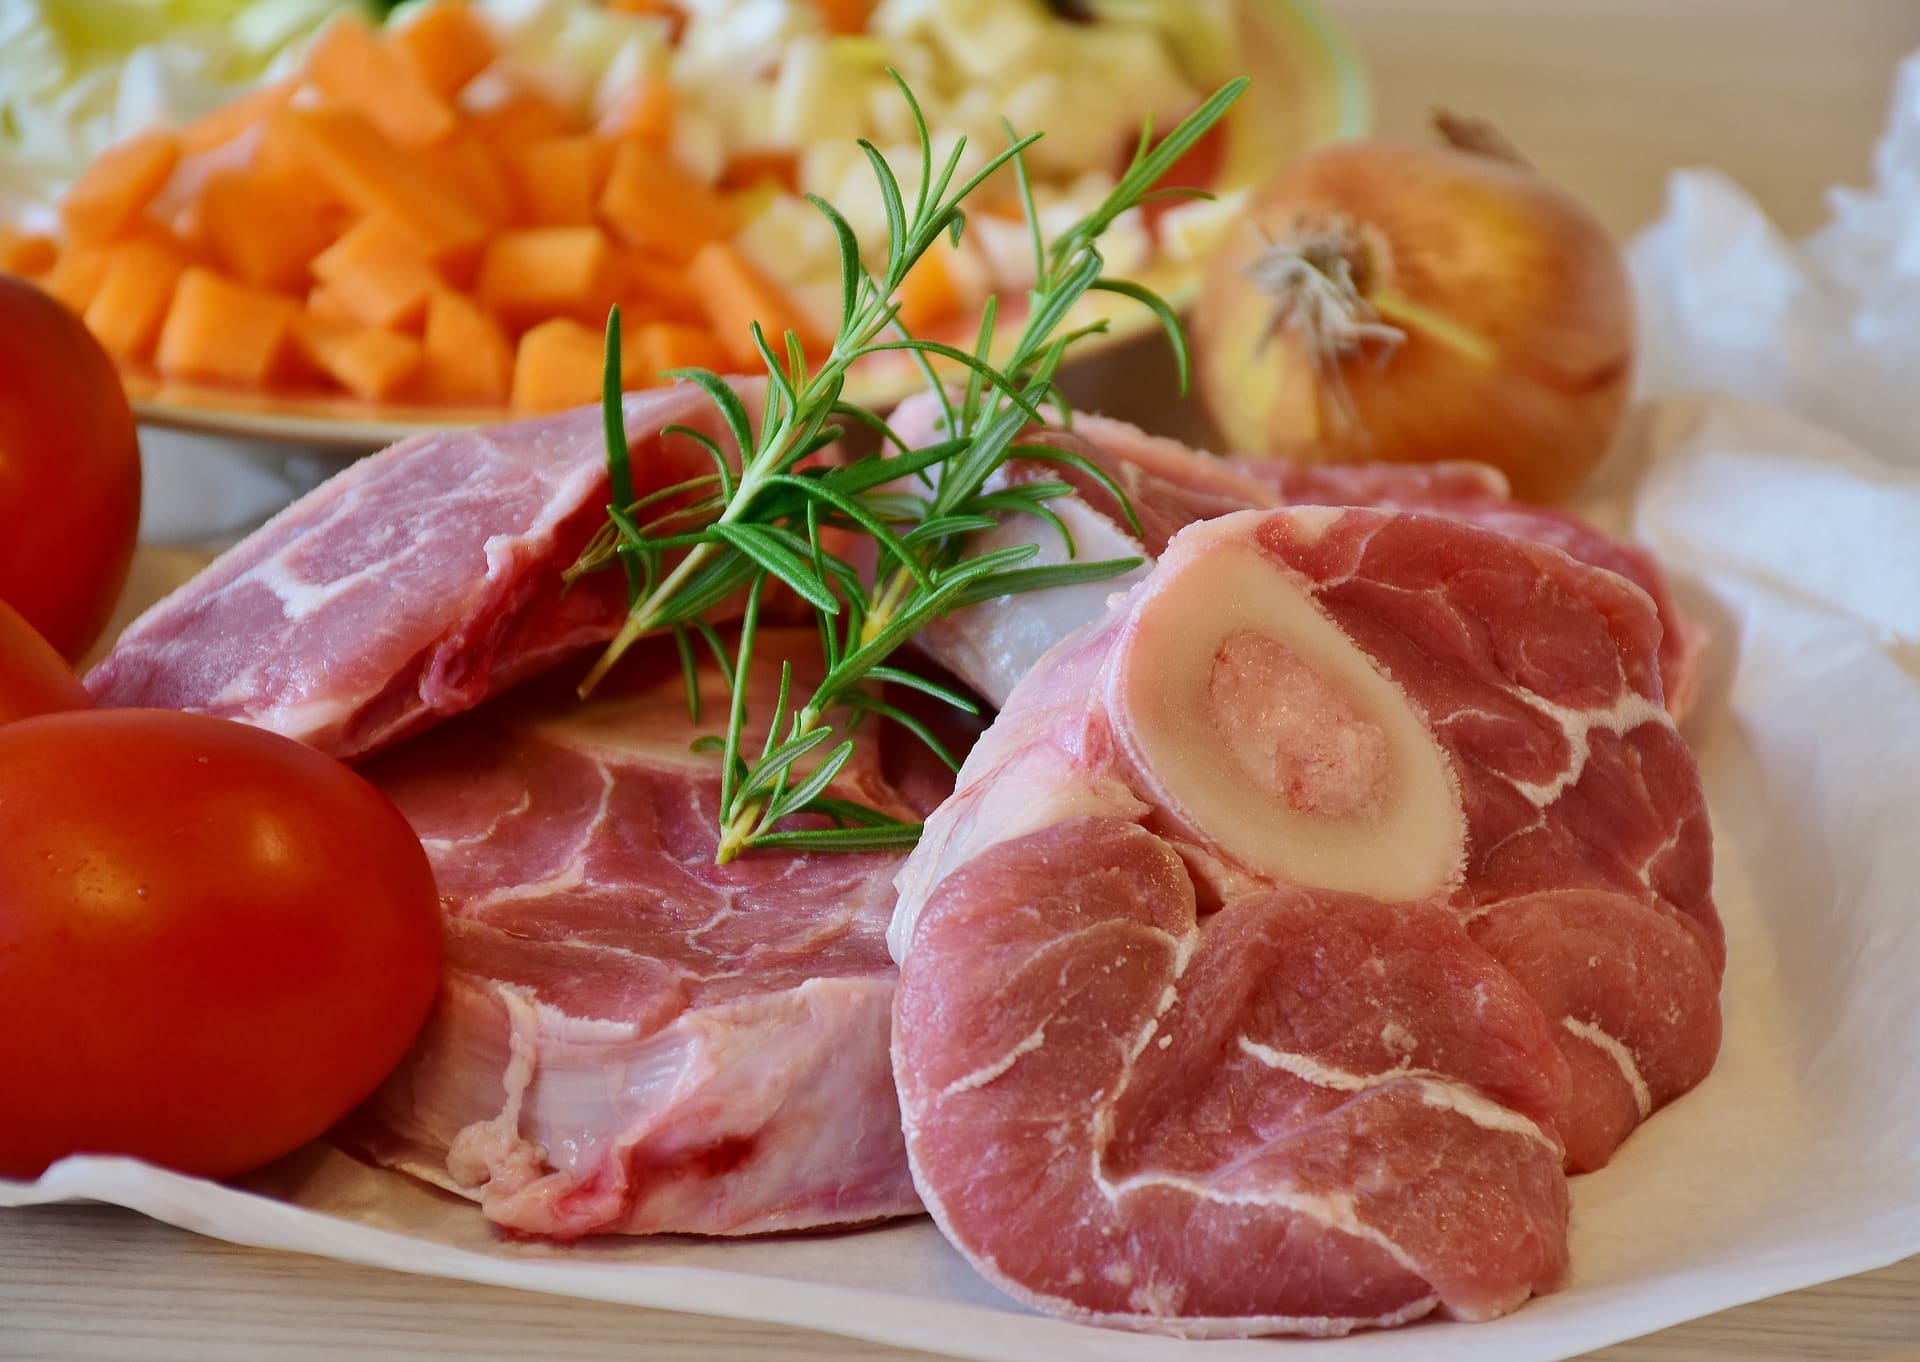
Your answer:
(0, 598), (91, 724)
(0, 276), (142, 660)
(0, 709), (442, 1180)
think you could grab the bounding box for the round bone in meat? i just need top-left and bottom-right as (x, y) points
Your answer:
(890, 506), (1723, 1336)
(1104, 510), (1464, 905)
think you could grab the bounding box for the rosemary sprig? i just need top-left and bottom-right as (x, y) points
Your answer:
(568, 73), (1248, 862)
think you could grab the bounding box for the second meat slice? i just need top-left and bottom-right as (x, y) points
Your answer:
(351, 634), (927, 1238)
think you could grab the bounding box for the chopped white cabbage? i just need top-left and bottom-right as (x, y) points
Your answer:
(0, 0), (353, 226)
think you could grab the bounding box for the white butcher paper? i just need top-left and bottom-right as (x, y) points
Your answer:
(8, 50), (1920, 1362)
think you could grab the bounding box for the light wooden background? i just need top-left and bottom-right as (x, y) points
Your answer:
(8, 2), (1920, 1359)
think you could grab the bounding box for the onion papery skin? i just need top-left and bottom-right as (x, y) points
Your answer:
(1193, 137), (1634, 504)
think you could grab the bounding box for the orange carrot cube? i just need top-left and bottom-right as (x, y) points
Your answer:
(61, 130), (181, 243)
(465, 85), (573, 151)
(0, 229), (56, 276)
(41, 247), (115, 314)
(687, 241), (822, 369)
(719, 150), (799, 195)
(265, 106), (487, 269)
(155, 268), (296, 386)
(616, 250), (707, 326)
(196, 167), (340, 292)
(475, 225), (618, 326)
(178, 81), (294, 154)
(419, 288), (513, 405)
(427, 134), (515, 230)
(311, 216), (442, 331)
(897, 237), (969, 335)
(84, 237), (190, 361)
(304, 14), (457, 150)
(508, 136), (614, 227)
(817, 0), (872, 34)
(307, 283), (358, 325)
(291, 312), (423, 400)
(329, 328), (424, 400)
(598, 141), (737, 263)
(388, 1), (498, 99)
(289, 309), (356, 381)
(603, 76), (674, 147)
(511, 317), (607, 411)
(628, 320), (729, 384)
(604, 0), (686, 41)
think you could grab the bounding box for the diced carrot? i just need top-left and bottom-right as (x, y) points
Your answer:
(265, 106), (487, 269)
(476, 226), (617, 327)
(511, 317), (606, 411)
(40, 246), (114, 314)
(507, 135), (613, 227)
(308, 283), (358, 325)
(304, 14), (456, 150)
(0, 229), (56, 276)
(84, 237), (189, 361)
(612, 312), (654, 387)
(419, 288), (513, 405)
(687, 241), (822, 369)
(898, 237), (966, 335)
(331, 328), (424, 400)
(61, 129), (180, 243)
(465, 85), (574, 151)
(816, 0), (872, 35)
(288, 309), (356, 382)
(603, 76), (674, 147)
(598, 141), (737, 263)
(155, 268), (296, 386)
(427, 134), (515, 230)
(196, 166), (340, 292)
(617, 251), (706, 325)
(604, 0), (686, 42)
(388, 1), (498, 100)
(290, 311), (423, 400)
(311, 216), (441, 331)
(178, 80), (293, 154)
(628, 320), (729, 384)
(719, 149), (799, 194)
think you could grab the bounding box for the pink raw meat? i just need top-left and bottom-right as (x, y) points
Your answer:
(890, 396), (1704, 718)
(87, 382), (760, 759)
(351, 636), (925, 1238)
(890, 506), (1722, 1335)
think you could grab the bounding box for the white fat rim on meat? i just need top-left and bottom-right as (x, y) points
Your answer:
(1238, 1037), (1560, 1153)
(444, 987), (547, 1191)
(1562, 1016), (1654, 1119)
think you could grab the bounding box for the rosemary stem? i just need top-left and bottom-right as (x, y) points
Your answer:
(861, 563), (917, 646)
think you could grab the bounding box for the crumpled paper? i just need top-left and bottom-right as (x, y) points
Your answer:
(1629, 51), (1920, 466)
(8, 52), (1920, 1362)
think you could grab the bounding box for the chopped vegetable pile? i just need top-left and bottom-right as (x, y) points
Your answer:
(0, 0), (1233, 412)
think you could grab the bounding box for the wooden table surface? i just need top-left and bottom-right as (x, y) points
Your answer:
(8, 2), (1920, 1359)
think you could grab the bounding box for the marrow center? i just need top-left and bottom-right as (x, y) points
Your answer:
(1207, 630), (1390, 819)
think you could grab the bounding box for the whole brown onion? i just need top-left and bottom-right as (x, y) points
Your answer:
(1192, 118), (1633, 503)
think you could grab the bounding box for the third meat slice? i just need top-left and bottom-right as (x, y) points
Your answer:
(889, 506), (1723, 1337)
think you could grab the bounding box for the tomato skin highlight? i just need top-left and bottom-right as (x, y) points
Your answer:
(0, 599), (92, 724)
(0, 709), (442, 1180)
(0, 275), (143, 660)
